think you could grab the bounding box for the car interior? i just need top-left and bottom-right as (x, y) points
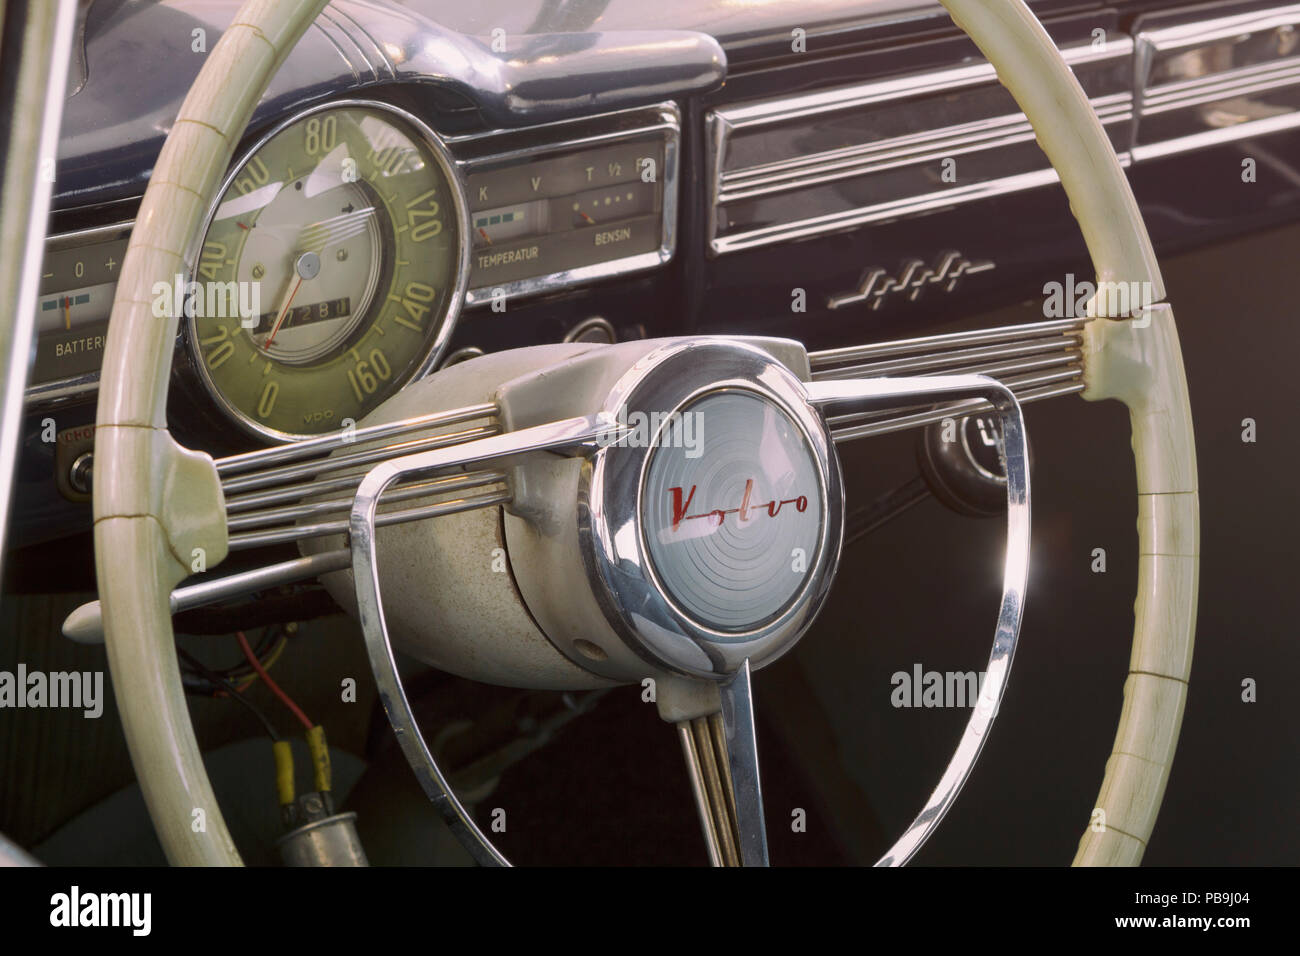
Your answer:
(0, 0), (1294, 874)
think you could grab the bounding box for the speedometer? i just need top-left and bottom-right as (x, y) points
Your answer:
(186, 101), (468, 439)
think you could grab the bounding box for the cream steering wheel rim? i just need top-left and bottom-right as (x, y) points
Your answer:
(93, 0), (1198, 866)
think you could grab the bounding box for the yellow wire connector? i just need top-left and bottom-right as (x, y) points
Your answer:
(306, 724), (331, 794)
(273, 739), (295, 807)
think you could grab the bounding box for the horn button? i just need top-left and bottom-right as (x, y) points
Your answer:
(639, 390), (825, 633)
(502, 338), (845, 682)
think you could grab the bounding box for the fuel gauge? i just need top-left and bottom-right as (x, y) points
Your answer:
(569, 181), (656, 228)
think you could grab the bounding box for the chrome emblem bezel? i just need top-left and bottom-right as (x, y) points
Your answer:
(578, 339), (844, 679)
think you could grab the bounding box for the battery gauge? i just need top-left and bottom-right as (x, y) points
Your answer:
(36, 282), (118, 334)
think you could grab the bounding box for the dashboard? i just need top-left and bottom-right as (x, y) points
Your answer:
(30, 101), (676, 439)
(2, 0), (1298, 875)
(11, 0), (1300, 567)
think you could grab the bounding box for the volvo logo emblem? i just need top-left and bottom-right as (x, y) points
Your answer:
(641, 390), (825, 632)
(668, 480), (811, 531)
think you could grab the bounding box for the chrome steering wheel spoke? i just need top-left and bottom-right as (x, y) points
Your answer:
(720, 660), (769, 866)
(677, 660), (769, 867)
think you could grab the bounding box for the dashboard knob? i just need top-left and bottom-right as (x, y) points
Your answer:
(916, 413), (1023, 518)
(68, 451), (94, 496)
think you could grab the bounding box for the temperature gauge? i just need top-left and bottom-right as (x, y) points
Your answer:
(471, 200), (547, 247)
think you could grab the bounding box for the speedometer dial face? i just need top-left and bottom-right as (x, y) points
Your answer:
(187, 102), (467, 438)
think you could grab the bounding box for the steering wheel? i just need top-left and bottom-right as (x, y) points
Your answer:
(94, 0), (1197, 866)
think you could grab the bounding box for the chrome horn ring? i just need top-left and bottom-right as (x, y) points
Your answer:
(346, 338), (1028, 867)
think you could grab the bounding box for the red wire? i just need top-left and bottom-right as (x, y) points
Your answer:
(236, 630), (313, 731)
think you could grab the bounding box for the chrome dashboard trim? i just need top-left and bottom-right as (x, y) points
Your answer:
(457, 103), (680, 309)
(42, 220), (133, 254)
(24, 370), (101, 409)
(719, 96), (1133, 204)
(1133, 3), (1300, 162)
(325, 2), (398, 82)
(709, 5), (1300, 254)
(706, 38), (1135, 255)
(716, 167), (1064, 255)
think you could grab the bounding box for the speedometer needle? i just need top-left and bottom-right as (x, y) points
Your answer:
(264, 274), (303, 348)
(264, 251), (321, 348)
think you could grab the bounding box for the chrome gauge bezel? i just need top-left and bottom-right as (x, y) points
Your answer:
(578, 339), (845, 679)
(181, 98), (471, 442)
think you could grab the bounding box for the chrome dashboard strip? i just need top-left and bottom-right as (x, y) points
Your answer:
(712, 168), (1066, 256)
(23, 370), (100, 407)
(719, 95), (1133, 205)
(1133, 4), (1300, 162)
(1131, 111), (1300, 163)
(711, 3), (1300, 254)
(40, 220), (134, 253)
(708, 39), (1133, 254)
(1134, 2), (1300, 66)
(1139, 57), (1300, 114)
(725, 42), (1127, 129)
